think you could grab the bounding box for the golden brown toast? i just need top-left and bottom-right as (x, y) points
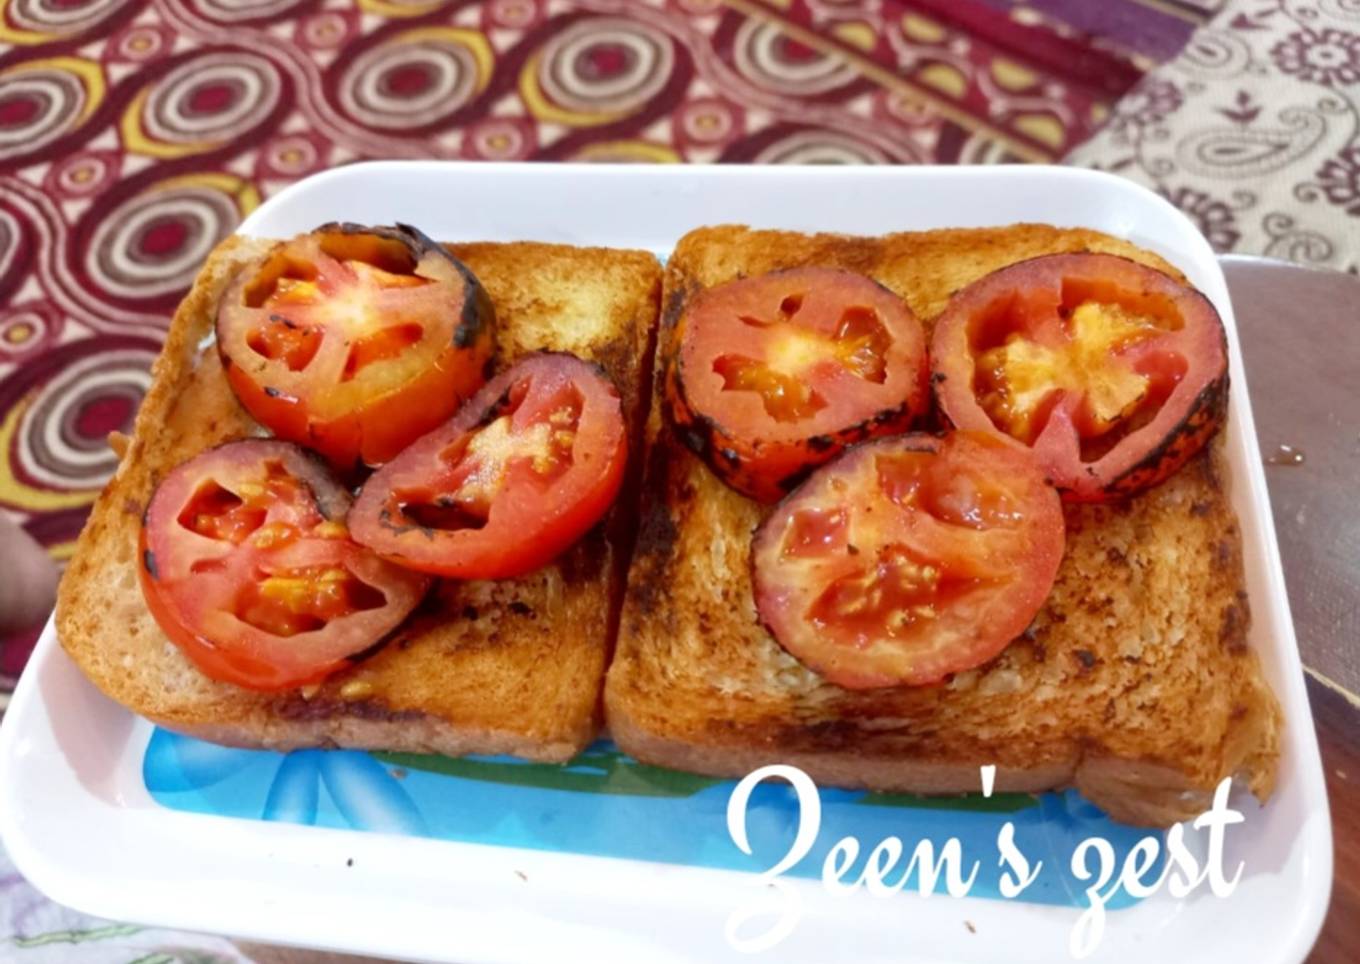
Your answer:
(605, 224), (1282, 826)
(58, 235), (660, 761)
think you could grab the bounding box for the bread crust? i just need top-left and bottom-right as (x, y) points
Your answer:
(605, 224), (1282, 826)
(57, 235), (661, 761)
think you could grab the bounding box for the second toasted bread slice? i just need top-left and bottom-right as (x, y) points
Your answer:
(605, 224), (1281, 826)
(59, 236), (660, 761)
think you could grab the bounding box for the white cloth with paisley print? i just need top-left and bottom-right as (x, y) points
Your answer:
(1067, 0), (1360, 273)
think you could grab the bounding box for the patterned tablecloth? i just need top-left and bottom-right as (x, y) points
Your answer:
(1069, 0), (1360, 273)
(7, 0), (1308, 960)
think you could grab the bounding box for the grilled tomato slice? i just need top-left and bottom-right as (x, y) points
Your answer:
(216, 223), (495, 472)
(350, 352), (627, 580)
(931, 253), (1227, 502)
(666, 267), (928, 503)
(752, 431), (1064, 689)
(139, 440), (429, 691)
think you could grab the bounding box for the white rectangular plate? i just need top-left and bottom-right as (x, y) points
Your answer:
(0, 163), (1332, 964)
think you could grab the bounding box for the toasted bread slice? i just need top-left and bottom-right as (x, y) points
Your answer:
(58, 235), (660, 761)
(605, 224), (1281, 826)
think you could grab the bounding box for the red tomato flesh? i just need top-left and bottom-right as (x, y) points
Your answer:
(217, 224), (494, 472)
(752, 432), (1065, 689)
(349, 352), (628, 580)
(931, 253), (1227, 501)
(139, 440), (429, 691)
(667, 267), (929, 503)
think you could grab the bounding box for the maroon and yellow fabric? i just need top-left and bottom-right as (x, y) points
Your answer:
(0, 0), (1190, 693)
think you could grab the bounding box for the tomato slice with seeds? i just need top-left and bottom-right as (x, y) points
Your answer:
(217, 223), (495, 472)
(666, 267), (928, 503)
(139, 440), (429, 691)
(349, 352), (628, 580)
(931, 253), (1227, 502)
(752, 432), (1064, 689)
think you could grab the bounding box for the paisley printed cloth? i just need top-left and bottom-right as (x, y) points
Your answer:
(0, 0), (1223, 960)
(1067, 0), (1360, 272)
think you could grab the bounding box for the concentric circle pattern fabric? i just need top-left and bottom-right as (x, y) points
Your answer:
(0, 0), (1182, 693)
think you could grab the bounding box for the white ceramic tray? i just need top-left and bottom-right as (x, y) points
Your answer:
(0, 163), (1332, 964)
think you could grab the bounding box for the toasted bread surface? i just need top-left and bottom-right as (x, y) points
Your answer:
(58, 237), (661, 761)
(606, 224), (1281, 826)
